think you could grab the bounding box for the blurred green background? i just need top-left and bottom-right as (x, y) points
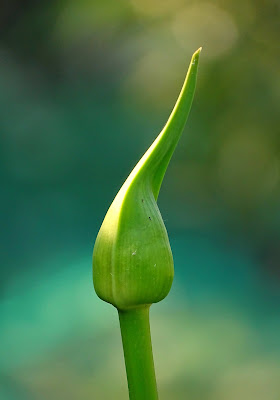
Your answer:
(0, 1), (280, 399)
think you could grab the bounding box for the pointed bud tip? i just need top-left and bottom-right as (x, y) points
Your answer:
(189, 47), (202, 68)
(192, 47), (202, 60)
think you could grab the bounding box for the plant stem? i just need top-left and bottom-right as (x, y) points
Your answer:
(118, 306), (158, 400)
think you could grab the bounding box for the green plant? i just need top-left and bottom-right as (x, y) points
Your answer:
(92, 48), (201, 400)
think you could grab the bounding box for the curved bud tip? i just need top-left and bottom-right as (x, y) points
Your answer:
(195, 47), (202, 56)
(190, 47), (202, 66)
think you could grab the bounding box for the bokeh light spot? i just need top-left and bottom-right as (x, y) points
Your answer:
(172, 3), (239, 59)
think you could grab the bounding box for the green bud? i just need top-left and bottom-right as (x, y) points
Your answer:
(93, 48), (201, 310)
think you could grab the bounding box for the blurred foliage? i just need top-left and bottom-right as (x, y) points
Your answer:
(0, 0), (279, 399)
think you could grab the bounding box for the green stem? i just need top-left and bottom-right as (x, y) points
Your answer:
(118, 306), (158, 400)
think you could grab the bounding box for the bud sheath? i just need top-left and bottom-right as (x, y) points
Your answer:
(92, 48), (201, 400)
(92, 48), (201, 310)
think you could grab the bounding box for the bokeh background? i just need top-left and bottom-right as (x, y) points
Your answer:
(1, 1), (280, 399)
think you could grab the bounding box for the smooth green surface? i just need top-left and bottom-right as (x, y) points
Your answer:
(119, 307), (158, 400)
(92, 48), (201, 310)
(93, 48), (201, 399)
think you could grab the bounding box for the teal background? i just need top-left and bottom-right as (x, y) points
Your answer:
(0, 1), (279, 399)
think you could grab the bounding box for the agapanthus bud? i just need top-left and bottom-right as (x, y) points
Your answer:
(93, 48), (201, 310)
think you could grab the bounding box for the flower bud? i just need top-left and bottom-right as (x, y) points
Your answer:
(93, 48), (201, 310)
